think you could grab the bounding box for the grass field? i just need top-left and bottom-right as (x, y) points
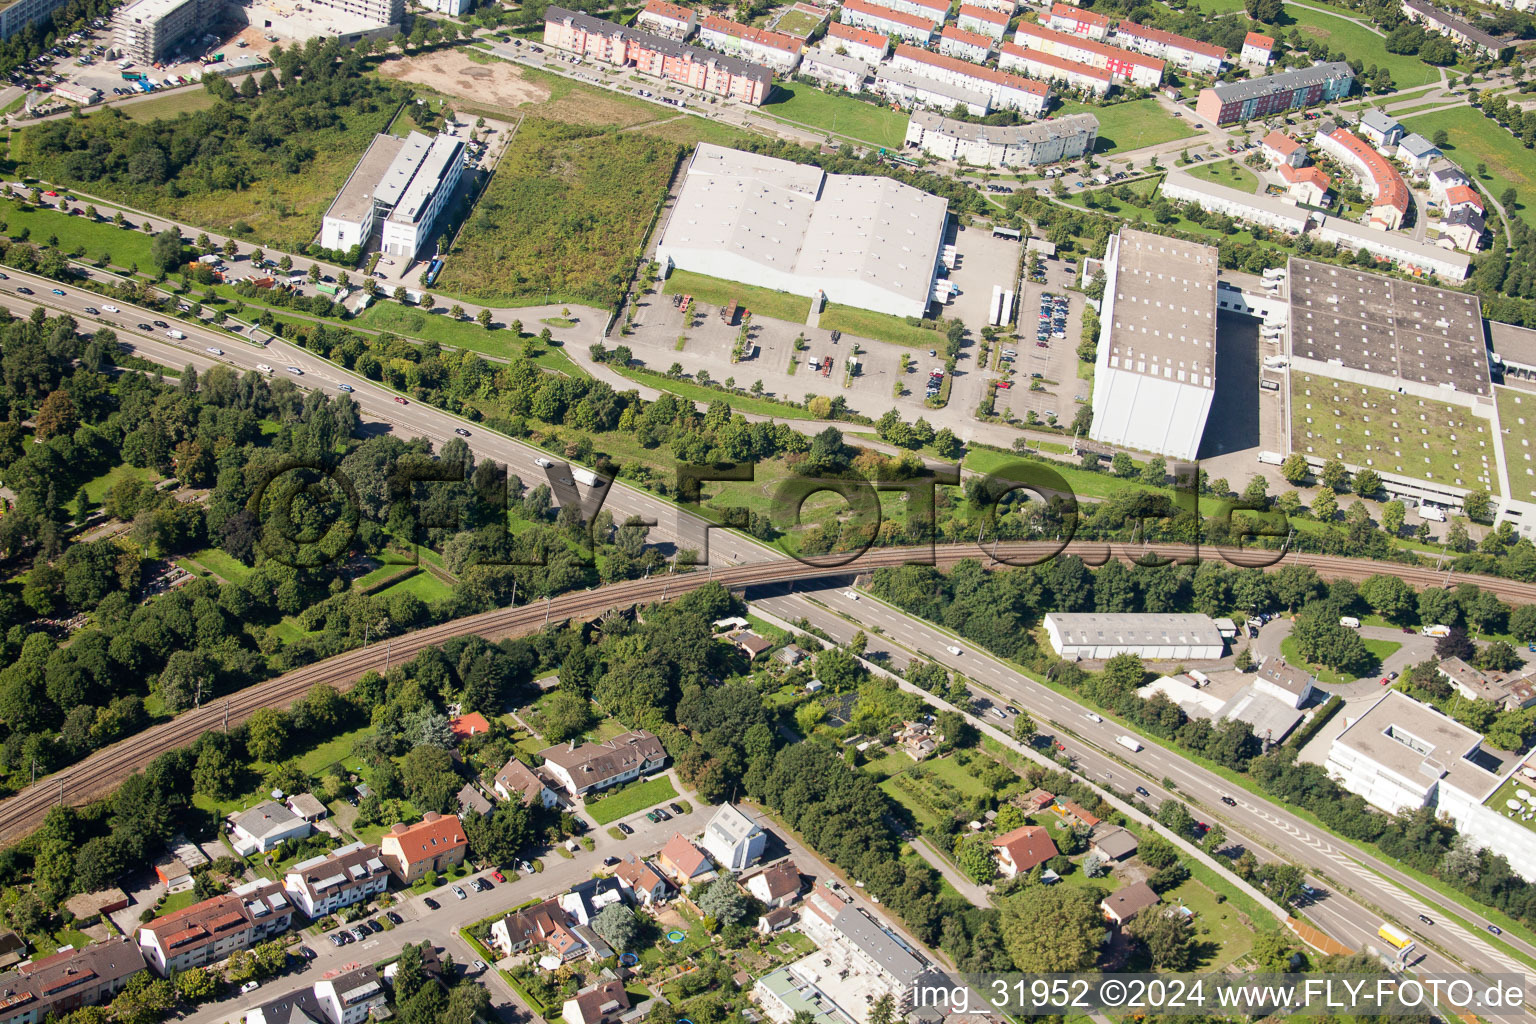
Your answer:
(0, 198), (162, 269)
(1280, 634), (1399, 683)
(583, 776), (679, 824)
(1496, 386), (1536, 504)
(435, 118), (679, 309)
(1290, 373), (1500, 495)
(375, 570), (455, 604)
(351, 301), (524, 356)
(819, 304), (949, 349)
(771, 7), (825, 35)
(179, 546), (252, 582)
(761, 84), (909, 149)
(1403, 107), (1536, 228)
(608, 364), (820, 419)
(1286, 6), (1438, 87)
(121, 89), (220, 121)
(1484, 774), (1536, 837)
(1055, 98), (1197, 157)
(81, 462), (160, 504)
(1182, 158), (1259, 192)
(662, 268), (813, 325)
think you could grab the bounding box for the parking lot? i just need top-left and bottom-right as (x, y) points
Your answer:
(994, 257), (1087, 426)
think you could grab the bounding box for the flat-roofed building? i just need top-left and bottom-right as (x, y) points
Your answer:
(823, 20), (890, 63)
(1043, 613), (1225, 660)
(796, 897), (941, 1017)
(1240, 30), (1273, 65)
(544, 7), (773, 105)
(1194, 61), (1354, 125)
(1325, 689), (1495, 813)
(699, 14), (803, 70)
(138, 881), (293, 976)
(0, 0), (72, 42)
(839, 0), (935, 43)
(939, 24), (994, 62)
(1309, 215), (1471, 280)
(658, 143), (949, 320)
(636, 0), (696, 38)
(889, 44), (1051, 113)
(321, 130), (464, 261)
(1013, 19), (1163, 87)
(114, 0), (217, 64)
(1046, 2), (1110, 39)
(1089, 228), (1218, 459)
(1112, 19), (1225, 74)
(904, 109), (1098, 166)
(1490, 319), (1536, 381)
(1160, 169), (1312, 234)
(998, 42), (1112, 96)
(876, 65), (991, 114)
(1316, 127), (1409, 230)
(1285, 257), (1488, 400)
(283, 842), (390, 919)
(957, 2), (1009, 39)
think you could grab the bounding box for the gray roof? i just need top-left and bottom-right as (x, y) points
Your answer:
(1161, 169), (1312, 231)
(247, 989), (327, 1024)
(1489, 319), (1536, 367)
(388, 133), (465, 227)
(1443, 205), (1485, 232)
(323, 133), (409, 225)
(1332, 690), (1498, 797)
(830, 906), (933, 987)
(802, 47), (873, 77)
(1310, 215), (1471, 276)
(1217, 685), (1304, 741)
(546, 6), (772, 83)
(1100, 228), (1219, 389)
(908, 108), (1098, 146)
(1257, 658), (1315, 696)
(1206, 61), (1353, 104)
(1398, 132), (1440, 158)
(1045, 612), (1223, 648)
(1359, 108), (1400, 135)
(1403, 0), (1510, 50)
(876, 64), (992, 109)
(232, 800), (303, 841)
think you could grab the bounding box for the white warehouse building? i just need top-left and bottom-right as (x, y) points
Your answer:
(321, 129), (465, 260)
(1044, 613), (1226, 660)
(656, 143), (948, 319)
(1089, 228), (1218, 460)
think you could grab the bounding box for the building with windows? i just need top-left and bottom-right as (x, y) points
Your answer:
(1402, 0), (1513, 56)
(1043, 613), (1226, 660)
(957, 2), (1009, 39)
(1254, 659), (1316, 709)
(539, 730), (668, 797)
(991, 825), (1057, 877)
(1260, 130), (1307, 168)
(856, 0), (949, 23)
(1316, 127), (1410, 230)
(379, 812), (467, 884)
(0, 0), (71, 41)
(1435, 206), (1485, 252)
(1325, 690), (1492, 813)
(636, 0), (696, 38)
(1046, 3), (1110, 39)
(822, 20), (890, 63)
(229, 801), (312, 857)
(998, 42), (1113, 96)
(889, 43), (1051, 112)
(1012, 20), (1163, 87)
(1358, 108), (1404, 150)
(800, 48), (872, 89)
(1396, 132), (1442, 176)
(1240, 30), (1273, 65)
(698, 14), (802, 70)
(543, 7), (774, 104)
(321, 129), (464, 261)
(0, 939), (145, 1024)
(791, 897), (943, 1019)
(699, 803), (768, 871)
(876, 66), (991, 113)
(113, 0), (219, 63)
(283, 842), (390, 919)
(839, 0), (936, 42)
(1160, 169), (1312, 233)
(1088, 228), (1219, 459)
(313, 966), (386, 1024)
(939, 24), (994, 62)
(1427, 159), (1471, 202)
(138, 881), (293, 976)
(492, 757), (561, 808)
(1309, 215), (1470, 279)
(1194, 61), (1354, 124)
(1112, 19), (1225, 74)
(490, 900), (587, 960)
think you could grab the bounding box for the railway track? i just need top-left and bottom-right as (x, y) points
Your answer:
(2, 541), (1529, 848)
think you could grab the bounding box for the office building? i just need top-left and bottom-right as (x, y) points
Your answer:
(1160, 169), (1312, 233)
(1194, 61), (1354, 124)
(1325, 690), (1491, 813)
(1316, 127), (1410, 230)
(544, 7), (773, 104)
(138, 881), (293, 976)
(1089, 228), (1218, 459)
(904, 109), (1098, 166)
(1043, 612), (1226, 660)
(1012, 20), (1163, 87)
(114, 0), (218, 63)
(321, 130), (464, 260)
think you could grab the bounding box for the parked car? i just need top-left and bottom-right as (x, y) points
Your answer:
(617, 822), (634, 835)
(423, 897), (440, 910)
(669, 802), (685, 815)
(451, 885), (467, 900)
(386, 911), (404, 925)
(491, 870), (505, 883)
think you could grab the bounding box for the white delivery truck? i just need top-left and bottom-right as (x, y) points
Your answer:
(1116, 735), (1143, 753)
(1420, 504), (1447, 522)
(571, 466), (600, 487)
(255, 364), (274, 374)
(166, 329), (184, 339)
(1339, 616), (1361, 628)
(1257, 451), (1285, 466)
(198, 253), (221, 265)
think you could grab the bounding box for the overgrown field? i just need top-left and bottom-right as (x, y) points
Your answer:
(435, 118), (680, 309)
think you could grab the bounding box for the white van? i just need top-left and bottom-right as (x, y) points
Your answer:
(255, 363), (274, 374)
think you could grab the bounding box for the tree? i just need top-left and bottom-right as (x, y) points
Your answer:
(697, 874), (749, 926)
(35, 389), (78, 440)
(174, 967), (219, 1003)
(591, 903), (642, 949)
(1129, 909), (1197, 970)
(1501, 187), (1519, 210)
(1141, 456), (1167, 486)
(1279, 453), (1310, 485)
(1235, 646), (1255, 671)
(1435, 626), (1476, 661)
(1311, 488), (1338, 521)
(245, 708), (289, 762)
(1353, 468), (1382, 499)
(478, 309), (493, 329)
(1382, 500), (1406, 537)
(1321, 458), (1350, 492)
(401, 745), (458, 813)
(1464, 489), (1492, 522)
(1245, 0), (1283, 21)
(1000, 886), (1105, 971)
(1433, 128), (1451, 148)
(869, 995), (896, 1024)
(953, 833), (997, 884)
(1013, 714), (1036, 742)
(150, 228), (183, 273)
(542, 690), (594, 743)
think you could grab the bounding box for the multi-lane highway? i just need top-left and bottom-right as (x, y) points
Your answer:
(11, 266), (1536, 996)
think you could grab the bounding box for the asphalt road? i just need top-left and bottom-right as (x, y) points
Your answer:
(16, 266), (1536, 994)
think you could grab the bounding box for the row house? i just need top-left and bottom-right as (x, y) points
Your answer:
(998, 41), (1113, 96)
(855, 0), (949, 24)
(1012, 20), (1163, 87)
(965, 0), (1018, 12)
(839, 0), (936, 44)
(1112, 20), (1226, 75)
(801, 47), (872, 89)
(1427, 159), (1471, 202)
(539, 730), (668, 798)
(877, 65), (992, 114)
(1278, 163), (1332, 206)
(283, 841), (391, 919)
(1316, 127), (1410, 230)
(903, 109), (1100, 167)
(1046, 2), (1110, 39)
(0, 939), (145, 1024)
(492, 757), (562, 809)
(138, 880), (293, 976)
(635, 0), (696, 38)
(544, 6), (773, 105)
(313, 966), (387, 1024)
(822, 20), (890, 63)
(956, 3), (1010, 40)
(891, 44), (1051, 113)
(379, 813), (468, 885)
(698, 14), (803, 72)
(1402, 0), (1513, 57)
(939, 24), (994, 62)
(1260, 129), (1307, 168)
(1193, 61), (1354, 124)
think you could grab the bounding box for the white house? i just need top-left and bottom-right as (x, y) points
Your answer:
(538, 731), (668, 797)
(1396, 132), (1442, 177)
(698, 803), (767, 871)
(313, 966), (386, 1024)
(283, 842), (390, 919)
(1239, 30), (1272, 65)
(230, 801), (311, 857)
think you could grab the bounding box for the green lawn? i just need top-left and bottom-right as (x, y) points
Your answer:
(351, 301), (524, 357)
(583, 776), (679, 823)
(1290, 372), (1500, 495)
(1182, 158), (1259, 192)
(1055, 98), (1197, 157)
(1496, 386), (1536, 504)
(761, 83), (909, 149)
(122, 89), (220, 121)
(1162, 875), (1256, 969)
(772, 7), (825, 35)
(81, 462), (160, 504)
(606, 364), (821, 420)
(1484, 774), (1536, 837)
(662, 268), (813, 325)
(819, 304), (949, 349)
(375, 570), (455, 604)
(179, 546), (253, 582)
(1280, 635), (1399, 684)
(1403, 106), (1536, 228)
(1286, 5), (1438, 88)
(0, 198), (162, 269)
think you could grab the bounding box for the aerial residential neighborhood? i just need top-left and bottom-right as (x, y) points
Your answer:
(2, 0), (1536, 1016)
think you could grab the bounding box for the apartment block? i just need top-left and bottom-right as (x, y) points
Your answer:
(539, 730), (667, 797)
(698, 14), (802, 71)
(904, 109), (1098, 166)
(0, 0), (70, 41)
(379, 812), (467, 884)
(0, 939), (145, 1024)
(956, 3), (1010, 40)
(313, 966), (387, 1024)
(890, 44), (1051, 113)
(137, 881), (293, 976)
(1012, 20), (1163, 87)
(1240, 30), (1273, 65)
(283, 842), (390, 919)
(114, 0), (218, 64)
(938, 24), (994, 62)
(1112, 20), (1225, 74)
(839, 0), (936, 44)
(1193, 61), (1354, 124)
(544, 6), (773, 105)
(1316, 126), (1409, 230)
(998, 41), (1112, 96)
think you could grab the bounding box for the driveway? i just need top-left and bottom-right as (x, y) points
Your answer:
(1251, 617), (1435, 696)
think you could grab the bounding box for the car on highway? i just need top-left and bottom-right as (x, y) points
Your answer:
(51, 288), (65, 295)
(394, 396), (408, 405)
(1005, 706), (1021, 716)
(152, 320), (168, 328)
(103, 304), (118, 312)
(84, 307), (98, 315)
(617, 821), (634, 835)
(15, 287), (31, 295)
(1419, 914), (1434, 925)
(1084, 712), (1102, 723)
(286, 366), (302, 375)
(946, 645), (962, 655)
(1488, 924), (1503, 935)
(451, 885), (467, 900)
(535, 457), (553, 468)
(423, 897), (440, 910)
(1220, 795), (1237, 807)
(337, 383), (353, 392)
(205, 346), (222, 355)
(455, 427), (471, 436)
(1135, 786), (1150, 797)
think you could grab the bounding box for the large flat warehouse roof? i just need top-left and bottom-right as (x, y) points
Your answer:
(1101, 228), (1218, 389)
(1287, 257), (1489, 396)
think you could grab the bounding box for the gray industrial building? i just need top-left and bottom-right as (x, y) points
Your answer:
(1043, 613), (1226, 661)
